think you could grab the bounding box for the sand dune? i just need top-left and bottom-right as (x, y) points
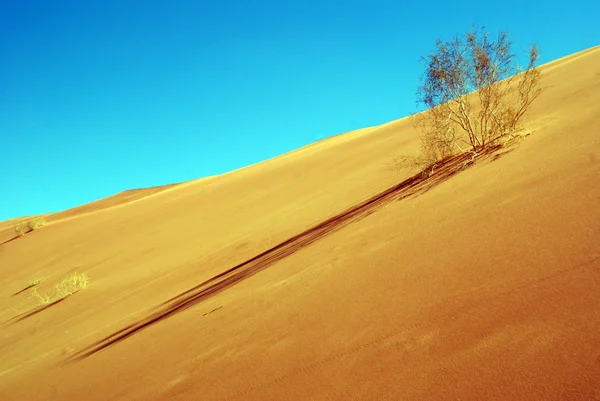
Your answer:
(0, 46), (599, 400)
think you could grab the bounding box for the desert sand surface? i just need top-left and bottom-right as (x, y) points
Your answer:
(1, 46), (599, 400)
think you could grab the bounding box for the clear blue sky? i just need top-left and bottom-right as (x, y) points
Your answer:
(1, 0), (598, 221)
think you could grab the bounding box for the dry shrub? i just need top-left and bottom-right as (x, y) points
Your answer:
(28, 216), (46, 230)
(15, 222), (28, 236)
(31, 272), (89, 305)
(406, 26), (542, 169)
(14, 216), (46, 236)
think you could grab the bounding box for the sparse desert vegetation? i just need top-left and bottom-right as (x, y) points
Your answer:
(28, 216), (46, 230)
(398, 26), (542, 174)
(14, 221), (28, 236)
(14, 217), (47, 236)
(13, 277), (45, 296)
(28, 277), (44, 286)
(30, 272), (89, 305)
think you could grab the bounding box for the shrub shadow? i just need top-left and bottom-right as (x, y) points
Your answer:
(64, 142), (516, 363)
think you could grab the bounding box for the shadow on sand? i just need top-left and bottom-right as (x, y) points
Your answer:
(63, 143), (515, 363)
(2, 298), (67, 326)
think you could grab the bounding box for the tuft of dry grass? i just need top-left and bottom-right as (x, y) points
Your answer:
(28, 217), (46, 230)
(31, 272), (89, 305)
(15, 221), (28, 236)
(31, 287), (52, 305)
(14, 216), (47, 236)
(28, 277), (44, 287)
(55, 272), (89, 299)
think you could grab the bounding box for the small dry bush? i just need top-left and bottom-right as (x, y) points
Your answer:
(28, 277), (44, 286)
(28, 217), (46, 230)
(415, 26), (541, 153)
(55, 272), (89, 298)
(15, 221), (28, 236)
(14, 216), (47, 236)
(398, 26), (542, 175)
(31, 272), (89, 305)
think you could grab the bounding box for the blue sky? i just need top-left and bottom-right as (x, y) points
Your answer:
(1, 0), (598, 221)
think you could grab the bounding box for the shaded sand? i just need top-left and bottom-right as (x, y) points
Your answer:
(0, 46), (599, 400)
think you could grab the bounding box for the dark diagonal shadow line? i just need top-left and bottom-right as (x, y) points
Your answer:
(64, 147), (508, 363)
(1, 298), (67, 326)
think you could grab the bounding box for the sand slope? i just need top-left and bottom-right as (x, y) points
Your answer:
(0, 46), (599, 400)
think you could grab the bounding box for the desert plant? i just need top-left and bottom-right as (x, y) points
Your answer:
(28, 216), (46, 230)
(55, 272), (89, 298)
(413, 26), (542, 164)
(14, 221), (28, 236)
(14, 216), (46, 236)
(28, 277), (44, 286)
(31, 287), (52, 305)
(30, 272), (89, 305)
